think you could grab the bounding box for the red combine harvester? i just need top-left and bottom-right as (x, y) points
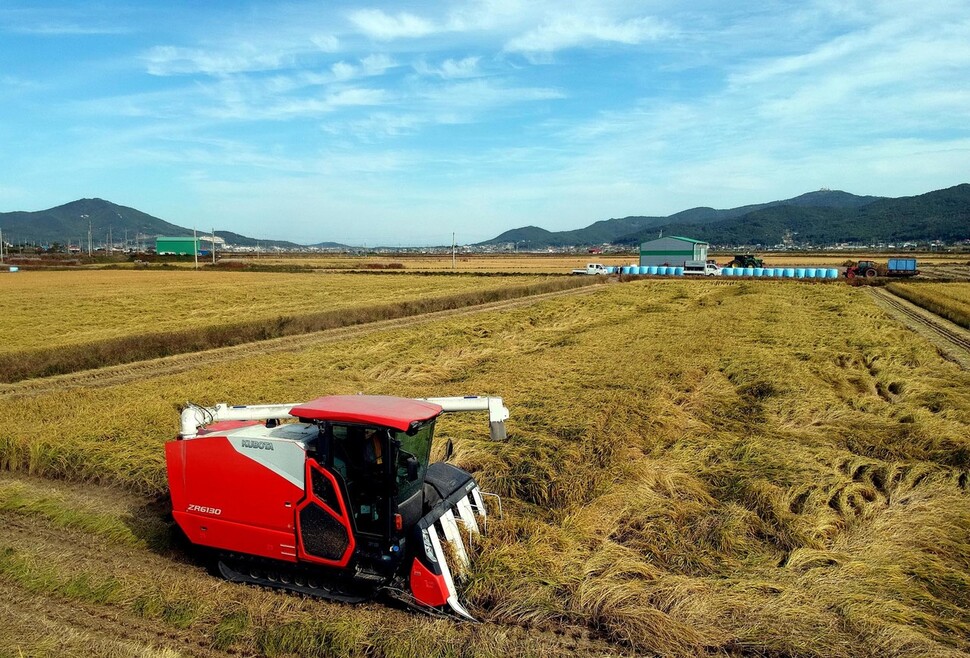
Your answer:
(165, 394), (508, 619)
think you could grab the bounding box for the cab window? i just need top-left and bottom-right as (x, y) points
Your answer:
(392, 422), (434, 502)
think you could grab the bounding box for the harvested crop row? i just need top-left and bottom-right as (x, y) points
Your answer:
(886, 282), (970, 329)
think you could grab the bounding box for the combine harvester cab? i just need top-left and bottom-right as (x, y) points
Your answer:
(165, 394), (507, 619)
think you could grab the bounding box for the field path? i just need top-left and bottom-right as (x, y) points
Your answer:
(0, 473), (623, 658)
(0, 581), (240, 658)
(868, 286), (970, 369)
(0, 284), (606, 400)
(0, 497), (245, 658)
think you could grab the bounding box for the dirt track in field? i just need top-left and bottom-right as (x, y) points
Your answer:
(0, 284), (606, 401)
(0, 583), (237, 658)
(0, 474), (625, 658)
(917, 263), (970, 281)
(0, 489), (241, 658)
(868, 286), (970, 369)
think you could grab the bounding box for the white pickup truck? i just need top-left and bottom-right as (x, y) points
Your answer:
(683, 260), (722, 276)
(571, 263), (609, 275)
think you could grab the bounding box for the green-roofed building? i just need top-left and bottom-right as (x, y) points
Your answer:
(639, 236), (709, 267)
(156, 236), (200, 256)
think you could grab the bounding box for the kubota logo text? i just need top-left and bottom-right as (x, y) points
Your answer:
(241, 439), (274, 450)
(187, 504), (221, 515)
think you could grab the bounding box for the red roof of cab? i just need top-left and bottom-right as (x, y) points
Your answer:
(289, 395), (442, 431)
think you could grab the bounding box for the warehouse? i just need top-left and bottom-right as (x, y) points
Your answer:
(639, 236), (708, 267)
(156, 236), (223, 256)
(156, 237), (200, 255)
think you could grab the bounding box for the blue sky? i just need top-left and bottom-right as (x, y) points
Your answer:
(2, 1), (968, 245)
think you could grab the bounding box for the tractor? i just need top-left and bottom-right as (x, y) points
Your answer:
(724, 254), (765, 269)
(166, 394), (508, 619)
(844, 260), (879, 278)
(844, 258), (919, 278)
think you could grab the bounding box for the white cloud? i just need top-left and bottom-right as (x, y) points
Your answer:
(332, 55), (395, 81)
(326, 87), (388, 107)
(347, 9), (436, 40)
(505, 14), (675, 53)
(724, 14), (970, 136)
(414, 56), (482, 79)
(143, 45), (295, 76)
(361, 54), (395, 75)
(324, 113), (427, 140)
(331, 61), (357, 81)
(310, 34), (340, 52)
(193, 85), (389, 121)
(414, 79), (564, 122)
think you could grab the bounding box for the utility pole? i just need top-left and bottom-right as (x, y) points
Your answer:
(452, 232), (456, 269)
(193, 227), (199, 269)
(211, 227), (216, 264)
(0, 226), (4, 263)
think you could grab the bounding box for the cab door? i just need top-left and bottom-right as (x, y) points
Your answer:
(327, 424), (394, 539)
(295, 458), (355, 566)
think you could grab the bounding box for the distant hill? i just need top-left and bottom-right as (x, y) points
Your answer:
(480, 186), (968, 248)
(612, 185), (970, 246)
(661, 189), (884, 227)
(0, 198), (296, 249)
(0, 198), (188, 246)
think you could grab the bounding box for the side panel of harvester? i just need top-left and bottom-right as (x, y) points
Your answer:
(166, 423), (309, 562)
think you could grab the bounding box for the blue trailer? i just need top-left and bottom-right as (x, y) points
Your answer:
(886, 258), (919, 277)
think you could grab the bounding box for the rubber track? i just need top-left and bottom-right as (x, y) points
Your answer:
(868, 287), (970, 364)
(217, 553), (374, 603)
(0, 284), (605, 400)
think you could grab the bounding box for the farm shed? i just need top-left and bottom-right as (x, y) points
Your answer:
(156, 237), (200, 255)
(639, 236), (708, 267)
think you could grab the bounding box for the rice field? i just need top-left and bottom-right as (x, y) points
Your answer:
(0, 270), (564, 355)
(1, 278), (968, 657)
(886, 282), (970, 328)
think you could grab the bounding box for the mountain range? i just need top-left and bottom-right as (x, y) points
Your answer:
(1, 184), (968, 250)
(481, 184), (970, 248)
